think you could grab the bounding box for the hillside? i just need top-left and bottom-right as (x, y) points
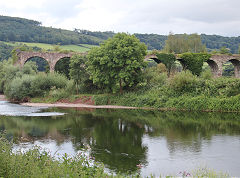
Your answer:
(2, 41), (97, 53)
(0, 16), (104, 45)
(0, 15), (239, 53)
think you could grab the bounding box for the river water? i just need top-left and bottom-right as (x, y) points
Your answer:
(0, 101), (240, 177)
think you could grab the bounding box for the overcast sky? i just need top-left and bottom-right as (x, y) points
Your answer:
(0, 0), (240, 36)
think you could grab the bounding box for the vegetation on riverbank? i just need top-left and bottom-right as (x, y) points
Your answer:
(0, 134), (120, 178)
(93, 70), (240, 112)
(1, 32), (240, 112)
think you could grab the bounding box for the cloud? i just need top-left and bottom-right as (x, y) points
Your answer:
(0, 0), (239, 36)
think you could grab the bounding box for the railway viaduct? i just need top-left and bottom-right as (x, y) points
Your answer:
(15, 51), (75, 72)
(15, 51), (240, 77)
(145, 54), (240, 77)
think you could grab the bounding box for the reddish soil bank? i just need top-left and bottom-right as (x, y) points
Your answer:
(0, 95), (7, 101)
(21, 96), (142, 109)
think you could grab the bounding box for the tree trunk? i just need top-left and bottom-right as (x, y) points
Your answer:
(76, 82), (79, 95)
(119, 79), (123, 94)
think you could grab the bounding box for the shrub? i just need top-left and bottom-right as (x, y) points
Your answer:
(5, 75), (35, 102)
(5, 72), (69, 102)
(168, 70), (200, 95)
(200, 69), (212, 80)
(30, 73), (68, 96)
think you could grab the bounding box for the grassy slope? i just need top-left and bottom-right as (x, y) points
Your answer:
(1, 41), (97, 52)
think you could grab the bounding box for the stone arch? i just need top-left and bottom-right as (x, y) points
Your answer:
(206, 60), (219, 77)
(16, 51), (73, 72)
(54, 57), (71, 78)
(144, 54), (160, 63)
(24, 55), (48, 65)
(176, 58), (186, 70)
(226, 59), (240, 78)
(24, 56), (50, 72)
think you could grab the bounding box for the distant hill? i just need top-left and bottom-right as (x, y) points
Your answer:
(0, 15), (239, 53)
(0, 15), (104, 45)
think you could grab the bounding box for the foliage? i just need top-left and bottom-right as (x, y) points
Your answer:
(4, 71), (69, 102)
(87, 33), (147, 93)
(179, 53), (211, 75)
(93, 70), (240, 112)
(55, 57), (71, 78)
(200, 69), (213, 80)
(69, 54), (89, 94)
(0, 16), (102, 45)
(169, 71), (200, 95)
(155, 53), (176, 77)
(134, 33), (167, 50)
(222, 62), (234, 76)
(0, 135), (113, 178)
(0, 42), (14, 61)
(143, 67), (168, 88)
(163, 33), (206, 54)
(0, 61), (21, 93)
(220, 46), (231, 54)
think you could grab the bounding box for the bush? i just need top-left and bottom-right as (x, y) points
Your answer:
(168, 70), (201, 95)
(5, 72), (69, 102)
(5, 75), (35, 102)
(200, 69), (212, 80)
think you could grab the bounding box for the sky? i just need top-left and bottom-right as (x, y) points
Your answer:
(0, 0), (240, 36)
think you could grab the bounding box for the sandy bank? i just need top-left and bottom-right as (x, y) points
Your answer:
(21, 102), (142, 109)
(1, 94), (151, 110)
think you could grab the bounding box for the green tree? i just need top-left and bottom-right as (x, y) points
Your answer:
(238, 45), (240, 54)
(164, 33), (205, 54)
(155, 53), (176, 77)
(87, 33), (147, 93)
(220, 46), (231, 54)
(69, 54), (88, 94)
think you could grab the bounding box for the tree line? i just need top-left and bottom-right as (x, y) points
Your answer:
(0, 15), (239, 53)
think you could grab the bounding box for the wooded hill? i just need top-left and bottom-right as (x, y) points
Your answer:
(0, 15), (240, 53)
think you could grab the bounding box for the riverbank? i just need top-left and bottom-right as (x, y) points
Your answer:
(0, 94), (147, 110)
(0, 95), (7, 101)
(21, 102), (141, 109)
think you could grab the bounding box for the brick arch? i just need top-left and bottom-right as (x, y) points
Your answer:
(15, 51), (73, 72)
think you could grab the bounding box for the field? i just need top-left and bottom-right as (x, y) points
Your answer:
(1, 41), (98, 52)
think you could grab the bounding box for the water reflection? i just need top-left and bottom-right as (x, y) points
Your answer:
(0, 107), (240, 176)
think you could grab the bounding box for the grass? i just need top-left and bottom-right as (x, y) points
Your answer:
(1, 41), (97, 52)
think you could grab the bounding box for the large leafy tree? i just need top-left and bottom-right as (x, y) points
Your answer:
(69, 54), (88, 94)
(87, 33), (147, 93)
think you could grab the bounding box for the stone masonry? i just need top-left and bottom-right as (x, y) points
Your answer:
(15, 51), (73, 72)
(144, 54), (240, 77)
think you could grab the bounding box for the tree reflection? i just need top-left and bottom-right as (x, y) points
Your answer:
(1, 108), (240, 174)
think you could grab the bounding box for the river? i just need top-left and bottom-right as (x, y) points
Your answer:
(0, 100), (240, 177)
